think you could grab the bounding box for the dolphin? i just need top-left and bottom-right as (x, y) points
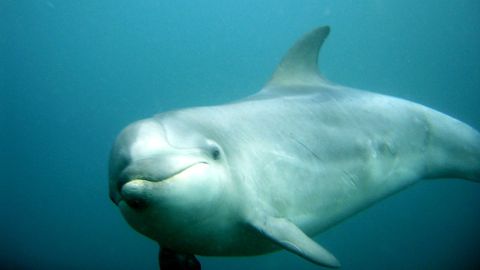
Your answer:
(109, 26), (480, 269)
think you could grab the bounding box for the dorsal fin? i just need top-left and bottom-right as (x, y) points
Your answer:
(267, 26), (330, 87)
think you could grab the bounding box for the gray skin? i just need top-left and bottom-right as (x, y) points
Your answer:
(109, 26), (480, 268)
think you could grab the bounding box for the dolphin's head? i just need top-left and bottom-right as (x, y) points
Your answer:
(109, 116), (230, 244)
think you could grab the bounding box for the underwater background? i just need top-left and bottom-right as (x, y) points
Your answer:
(2, 0), (480, 269)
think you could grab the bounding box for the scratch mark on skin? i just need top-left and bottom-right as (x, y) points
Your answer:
(342, 170), (358, 189)
(291, 136), (323, 161)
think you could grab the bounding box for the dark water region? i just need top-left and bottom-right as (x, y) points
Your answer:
(2, 0), (480, 269)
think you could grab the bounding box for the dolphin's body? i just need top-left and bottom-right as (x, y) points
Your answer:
(109, 26), (480, 269)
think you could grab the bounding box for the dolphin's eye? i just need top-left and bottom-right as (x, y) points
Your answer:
(211, 148), (221, 160)
(206, 140), (222, 160)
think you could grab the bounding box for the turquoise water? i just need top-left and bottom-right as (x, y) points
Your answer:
(2, 1), (480, 269)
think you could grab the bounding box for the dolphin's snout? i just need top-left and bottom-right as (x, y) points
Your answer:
(109, 119), (169, 206)
(120, 179), (151, 210)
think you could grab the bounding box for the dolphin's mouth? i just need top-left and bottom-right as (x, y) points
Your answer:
(117, 162), (207, 209)
(117, 161), (206, 192)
